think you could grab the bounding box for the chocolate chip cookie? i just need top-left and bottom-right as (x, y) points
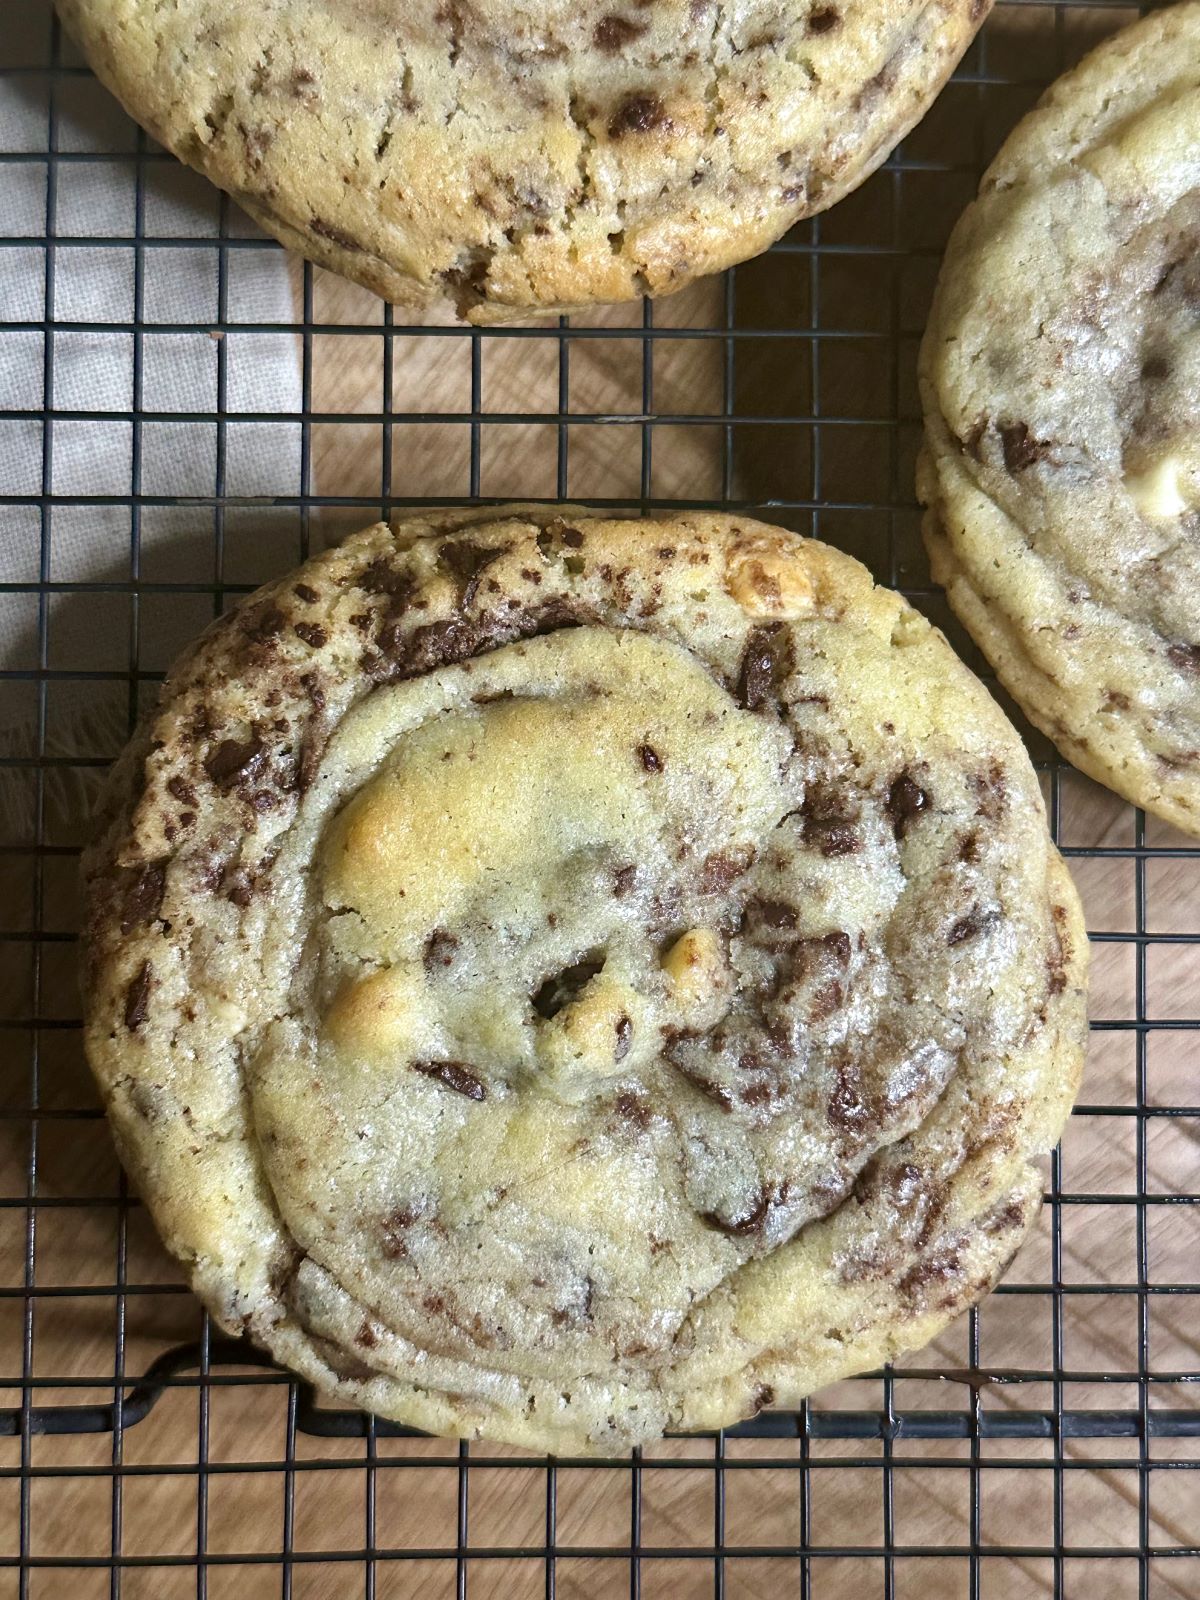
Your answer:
(919, 2), (1200, 834)
(58, 0), (990, 321)
(83, 509), (1087, 1453)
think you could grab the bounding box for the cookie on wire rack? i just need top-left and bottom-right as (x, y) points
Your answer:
(919, 1), (1200, 835)
(83, 509), (1087, 1454)
(57, 0), (991, 321)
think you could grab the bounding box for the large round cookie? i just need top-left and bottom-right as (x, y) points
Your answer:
(83, 509), (1086, 1454)
(919, 3), (1200, 835)
(58, 0), (989, 321)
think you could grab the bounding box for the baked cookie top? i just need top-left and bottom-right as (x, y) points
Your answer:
(83, 510), (1086, 1454)
(59, 0), (988, 320)
(919, 2), (1200, 834)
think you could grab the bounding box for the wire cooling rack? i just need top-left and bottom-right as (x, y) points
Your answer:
(1, 1), (1198, 1595)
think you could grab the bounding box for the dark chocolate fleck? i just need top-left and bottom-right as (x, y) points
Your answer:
(424, 928), (459, 972)
(205, 736), (266, 789)
(1169, 644), (1200, 673)
(359, 558), (416, 600)
(736, 622), (793, 711)
(124, 963), (152, 1031)
(120, 863), (166, 934)
(638, 744), (663, 773)
(294, 583), (319, 603)
(438, 539), (509, 610)
(414, 1060), (487, 1101)
(167, 776), (198, 808)
(700, 1189), (770, 1237)
(947, 906), (1000, 945)
(1000, 421), (1049, 472)
(310, 217), (363, 253)
(594, 13), (647, 49)
(608, 91), (669, 138)
(613, 864), (637, 897)
(745, 897), (798, 931)
(533, 957), (603, 1019)
(614, 1016), (632, 1062)
(614, 1091), (652, 1128)
(886, 772), (929, 840)
(700, 845), (755, 893)
(293, 621), (328, 649)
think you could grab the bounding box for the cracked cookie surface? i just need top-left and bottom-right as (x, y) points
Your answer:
(58, 0), (989, 320)
(83, 509), (1087, 1453)
(919, 2), (1200, 834)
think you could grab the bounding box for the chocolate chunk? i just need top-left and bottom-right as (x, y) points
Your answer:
(239, 122), (274, 171)
(437, 540), (509, 610)
(699, 844), (755, 893)
(614, 1091), (652, 1127)
(242, 604), (285, 642)
(359, 558), (416, 600)
(293, 583), (319, 603)
(380, 1204), (419, 1259)
(614, 1016), (632, 1061)
(608, 91), (669, 138)
(800, 789), (861, 857)
(205, 736), (266, 790)
(671, 1060), (734, 1112)
(293, 621), (328, 649)
(593, 13), (646, 48)
(424, 929), (459, 972)
(947, 906), (1000, 945)
(225, 868), (254, 908)
(310, 217), (363, 253)
(699, 1188), (770, 1237)
(745, 898), (798, 931)
(120, 863), (166, 934)
(970, 763), (1007, 819)
(736, 622), (793, 711)
(999, 422), (1049, 472)
(827, 1062), (869, 1131)
(533, 957), (603, 1019)
(886, 772), (929, 840)
(166, 776), (197, 808)
(638, 744), (663, 773)
(124, 963), (152, 1031)
(1169, 644), (1200, 673)
(898, 1246), (962, 1301)
(414, 1060), (487, 1101)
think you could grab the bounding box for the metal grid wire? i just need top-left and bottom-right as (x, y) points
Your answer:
(1, 0), (1198, 1595)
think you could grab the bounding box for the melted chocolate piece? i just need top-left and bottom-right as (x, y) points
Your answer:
(205, 736), (266, 789)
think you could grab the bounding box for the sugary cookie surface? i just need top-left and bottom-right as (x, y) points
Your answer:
(919, 1), (1200, 834)
(58, 0), (989, 319)
(83, 510), (1086, 1453)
